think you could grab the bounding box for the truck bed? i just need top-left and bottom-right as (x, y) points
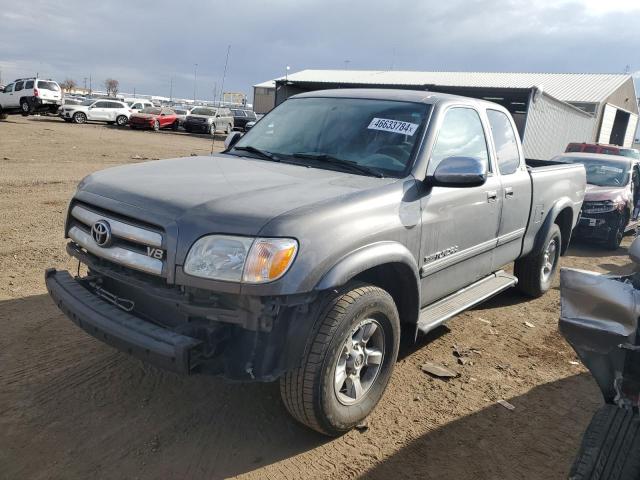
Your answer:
(520, 160), (586, 257)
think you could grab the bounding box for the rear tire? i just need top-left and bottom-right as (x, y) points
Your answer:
(116, 115), (128, 127)
(280, 282), (400, 436)
(570, 405), (640, 479)
(605, 212), (628, 250)
(72, 111), (87, 124)
(515, 223), (561, 298)
(153, 120), (160, 131)
(20, 99), (32, 116)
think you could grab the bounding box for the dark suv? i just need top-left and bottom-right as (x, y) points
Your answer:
(230, 108), (257, 131)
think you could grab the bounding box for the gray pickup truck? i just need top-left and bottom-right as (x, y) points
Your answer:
(46, 89), (586, 435)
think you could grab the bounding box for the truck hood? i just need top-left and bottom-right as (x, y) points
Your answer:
(77, 154), (393, 237)
(584, 184), (629, 202)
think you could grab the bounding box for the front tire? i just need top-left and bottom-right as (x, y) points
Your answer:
(116, 115), (128, 127)
(280, 282), (400, 436)
(515, 223), (561, 298)
(605, 212), (628, 250)
(72, 111), (87, 124)
(570, 405), (640, 479)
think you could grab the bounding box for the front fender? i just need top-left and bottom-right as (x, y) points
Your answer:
(315, 241), (420, 291)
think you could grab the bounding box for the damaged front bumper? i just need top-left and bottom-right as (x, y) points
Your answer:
(45, 245), (321, 381)
(559, 268), (640, 406)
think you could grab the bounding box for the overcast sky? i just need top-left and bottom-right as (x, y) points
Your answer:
(0, 0), (638, 101)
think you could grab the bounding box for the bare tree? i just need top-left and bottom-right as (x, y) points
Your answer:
(59, 78), (77, 93)
(104, 78), (119, 97)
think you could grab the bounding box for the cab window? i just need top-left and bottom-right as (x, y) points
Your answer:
(428, 107), (489, 175)
(4, 83), (14, 93)
(14, 81), (24, 92)
(487, 109), (521, 175)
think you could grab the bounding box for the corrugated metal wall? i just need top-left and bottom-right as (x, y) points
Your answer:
(624, 114), (639, 147)
(523, 92), (596, 160)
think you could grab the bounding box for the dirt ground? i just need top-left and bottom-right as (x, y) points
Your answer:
(0, 115), (635, 480)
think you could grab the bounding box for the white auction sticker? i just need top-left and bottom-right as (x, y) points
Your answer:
(368, 117), (419, 136)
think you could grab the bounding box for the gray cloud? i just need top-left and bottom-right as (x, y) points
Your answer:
(0, 0), (638, 101)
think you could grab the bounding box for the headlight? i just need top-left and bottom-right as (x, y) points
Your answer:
(183, 235), (298, 283)
(582, 200), (617, 214)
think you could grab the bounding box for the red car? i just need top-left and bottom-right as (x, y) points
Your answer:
(129, 107), (179, 131)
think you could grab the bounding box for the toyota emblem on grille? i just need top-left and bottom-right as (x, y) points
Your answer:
(91, 220), (112, 247)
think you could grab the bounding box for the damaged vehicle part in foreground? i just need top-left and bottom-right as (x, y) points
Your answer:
(559, 239), (640, 479)
(46, 89), (586, 436)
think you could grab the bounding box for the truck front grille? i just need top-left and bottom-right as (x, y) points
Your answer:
(67, 204), (165, 276)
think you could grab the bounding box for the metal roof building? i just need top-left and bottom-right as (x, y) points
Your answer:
(253, 70), (639, 159)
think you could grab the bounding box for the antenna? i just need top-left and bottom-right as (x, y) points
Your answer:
(212, 45), (231, 155)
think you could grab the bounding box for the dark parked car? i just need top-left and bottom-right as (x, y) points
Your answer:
(230, 108), (257, 131)
(554, 153), (639, 249)
(46, 89), (585, 436)
(560, 240), (640, 479)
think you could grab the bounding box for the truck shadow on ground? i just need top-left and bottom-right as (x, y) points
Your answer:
(361, 372), (601, 480)
(0, 294), (329, 479)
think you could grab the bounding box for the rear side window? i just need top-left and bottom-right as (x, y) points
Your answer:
(25, 80), (34, 89)
(428, 107), (489, 175)
(37, 81), (60, 91)
(14, 81), (24, 91)
(108, 102), (123, 108)
(487, 110), (521, 175)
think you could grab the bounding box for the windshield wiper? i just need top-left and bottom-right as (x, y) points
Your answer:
(291, 152), (384, 178)
(233, 146), (279, 162)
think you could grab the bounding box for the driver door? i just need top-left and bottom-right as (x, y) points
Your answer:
(88, 101), (109, 121)
(419, 106), (502, 305)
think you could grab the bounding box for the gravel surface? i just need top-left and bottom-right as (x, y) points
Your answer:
(0, 115), (634, 479)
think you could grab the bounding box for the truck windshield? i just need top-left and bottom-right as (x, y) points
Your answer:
(233, 97), (430, 177)
(559, 156), (630, 187)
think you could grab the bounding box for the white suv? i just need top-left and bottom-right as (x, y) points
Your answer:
(127, 100), (154, 113)
(0, 78), (62, 116)
(61, 99), (131, 126)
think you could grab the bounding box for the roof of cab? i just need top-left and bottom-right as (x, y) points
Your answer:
(555, 152), (633, 166)
(290, 88), (503, 109)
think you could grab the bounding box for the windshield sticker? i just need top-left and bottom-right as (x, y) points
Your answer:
(368, 118), (419, 136)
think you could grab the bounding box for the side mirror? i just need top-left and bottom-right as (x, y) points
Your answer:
(224, 131), (243, 150)
(427, 156), (487, 188)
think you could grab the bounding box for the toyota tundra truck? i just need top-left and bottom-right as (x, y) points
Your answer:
(45, 89), (586, 435)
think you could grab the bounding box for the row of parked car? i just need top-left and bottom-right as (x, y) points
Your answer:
(59, 97), (258, 133)
(0, 76), (258, 133)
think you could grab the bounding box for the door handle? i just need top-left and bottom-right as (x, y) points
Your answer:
(487, 190), (498, 202)
(504, 187), (514, 198)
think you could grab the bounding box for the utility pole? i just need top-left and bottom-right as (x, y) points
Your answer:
(89, 74), (92, 96)
(169, 77), (173, 103)
(219, 45), (231, 106)
(83, 77), (87, 92)
(212, 81), (217, 105)
(133, 87), (136, 98)
(193, 63), (198, 104)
